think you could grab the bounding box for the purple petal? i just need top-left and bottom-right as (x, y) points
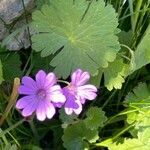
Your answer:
(75, 95), (86, 104)
(20, 96), (38, 117)
(36, 100), (46, 121)
(44, 73), (57, 88)
(22, 76), (37, 90)
(63, 87), (79, 109)
(65, 100), (82, 115)
(65, 97), (79, 109)
(16, 95), (36, 109)
(71, 69), (90, 86)
(80, 98), (86, 104)
(36, 70), (46, 88)
(47, 85), (66, 103)
(77, 85), (97, 100)
(19, 85), (36, 95)
(45, 100), (56, 119)
(73, 100), (82, 115)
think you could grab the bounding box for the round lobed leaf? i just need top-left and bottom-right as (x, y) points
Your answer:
(31, 0), (120, 78)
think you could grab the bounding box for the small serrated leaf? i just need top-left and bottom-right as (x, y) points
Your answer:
(104, 58), (129, 91)
(84, 107), (107, 130)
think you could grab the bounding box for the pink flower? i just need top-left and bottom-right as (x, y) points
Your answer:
(16, 70), (66, 121)
(63, 69), (97, 115)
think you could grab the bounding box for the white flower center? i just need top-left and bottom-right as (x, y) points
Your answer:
(37, 89), (46, 99)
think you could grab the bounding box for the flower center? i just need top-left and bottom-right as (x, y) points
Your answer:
(37, 89), (46, 100)
(68, 84), (76, 95)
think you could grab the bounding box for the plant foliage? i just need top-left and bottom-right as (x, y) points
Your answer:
(31, 0), (120, 78)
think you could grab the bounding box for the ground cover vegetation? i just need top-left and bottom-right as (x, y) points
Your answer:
(0, 0), (150, 149)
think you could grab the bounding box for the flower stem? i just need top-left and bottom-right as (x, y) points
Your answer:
(29, 120), (40, 145)
(57, 80), (70, 85)
(112, 123), (135, 140)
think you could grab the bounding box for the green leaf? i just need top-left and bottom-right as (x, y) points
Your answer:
(36, 0), (50, 9)
(124, 83), (150, 140)
(90, 71), (102, 88)
(104, 138), (150, 150)
(4, 144), (17, 150)
(84, 107), (107, 130)
(125, 83), (150, 109)
(126, 109), (150, 137)
(90, 57), (129, 90)
(137, 115), (150, 143)
(62, 121), (99, 150)
(0, 60), (4, 84)
(23, 145), (42, 150)
(118, 30), (133, 47)
(31, 0), (120, 78)
(131, 25), (150, 72)
(32, 53), (53, 74)
(104, 58), (129, 91)
(1, 53), (22, 81)
(59, 108), (78, 128)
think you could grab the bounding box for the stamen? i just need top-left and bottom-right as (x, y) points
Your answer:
(37, 89), (46, 99)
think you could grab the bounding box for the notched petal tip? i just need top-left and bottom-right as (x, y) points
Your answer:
(45, 72), (57, 87)
(36, 70), (47, 88)
(71, 69), (90, 86)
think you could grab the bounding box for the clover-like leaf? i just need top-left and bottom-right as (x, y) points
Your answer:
(62, 121), (99, 150)
(31, 0), (120, 78)
(84, 107), (107, 130)
(125, 83), (150, 109)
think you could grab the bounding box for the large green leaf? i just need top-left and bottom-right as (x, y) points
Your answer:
(31, 0), (120, 78)
(32, 53), (53, 74)
(62, 121), (99, 150)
